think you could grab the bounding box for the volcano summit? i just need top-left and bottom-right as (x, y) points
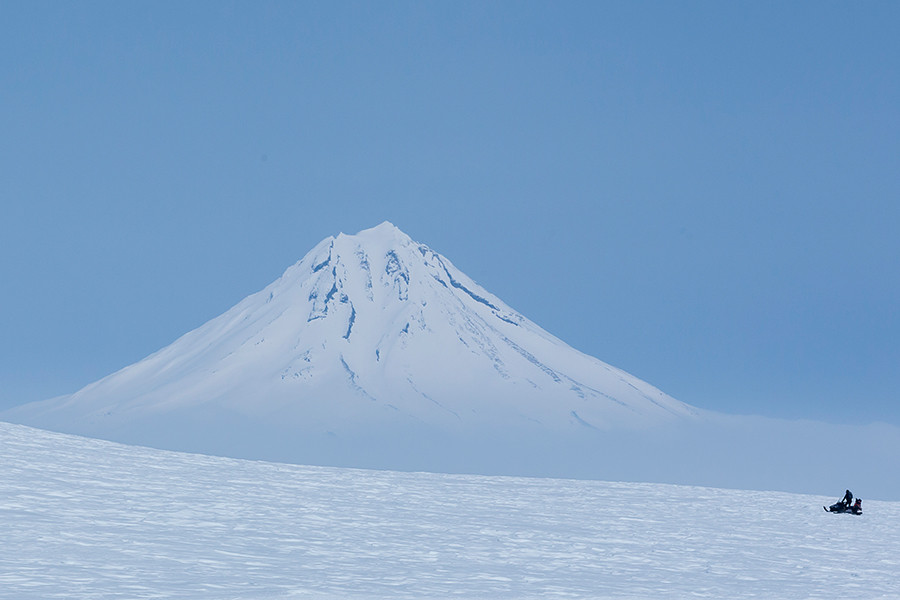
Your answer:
(5, 223), (699, 473)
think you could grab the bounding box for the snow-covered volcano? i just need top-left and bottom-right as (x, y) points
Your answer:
(5, 223), (699, 469)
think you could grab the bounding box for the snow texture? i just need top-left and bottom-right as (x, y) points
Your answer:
(2, 421), (898, 600)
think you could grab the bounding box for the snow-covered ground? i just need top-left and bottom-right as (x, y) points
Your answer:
(2, 421), (898, 599)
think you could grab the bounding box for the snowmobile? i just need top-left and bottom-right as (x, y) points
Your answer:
(825, 498), (862, 515)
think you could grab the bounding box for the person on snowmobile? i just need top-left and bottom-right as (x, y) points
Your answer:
(850, 498), (862, 515)
(826, 490), (855, 512)
(841, 489), (853, 509)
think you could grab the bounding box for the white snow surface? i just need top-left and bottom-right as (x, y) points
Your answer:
(2, 421), (898, 600)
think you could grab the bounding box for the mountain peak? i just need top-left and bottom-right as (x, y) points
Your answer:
(361, 220), (403, 236)
(337, 221), (410, 245)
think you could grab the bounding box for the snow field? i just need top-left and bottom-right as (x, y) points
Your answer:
(2, 421), (898, 599)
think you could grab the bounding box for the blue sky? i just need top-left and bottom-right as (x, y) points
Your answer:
(2, 1), (898, 425)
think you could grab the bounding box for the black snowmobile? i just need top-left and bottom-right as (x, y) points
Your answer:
(824, 490), (862, 515)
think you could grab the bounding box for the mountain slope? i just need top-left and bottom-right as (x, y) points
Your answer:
(4, 222), (698, 467)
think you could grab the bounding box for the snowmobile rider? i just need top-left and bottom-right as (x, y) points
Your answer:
(851, 498), (863, 515)
(841, 489), (853, 509)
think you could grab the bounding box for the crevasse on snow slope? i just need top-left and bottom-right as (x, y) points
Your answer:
(5, 222), (697, 465)
(2, 422), (898, 600)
